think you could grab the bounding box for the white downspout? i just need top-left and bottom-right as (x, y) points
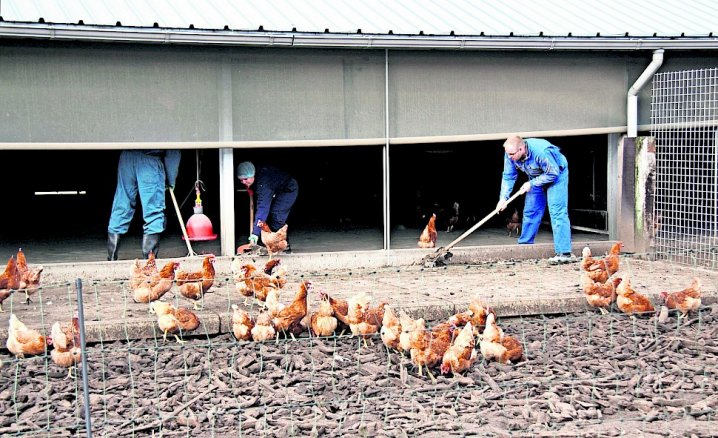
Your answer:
(627, 49), (664, 137)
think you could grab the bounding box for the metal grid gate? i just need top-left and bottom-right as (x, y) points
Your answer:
(651, 68), (718, 268)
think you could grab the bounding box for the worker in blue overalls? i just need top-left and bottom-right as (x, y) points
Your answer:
(496, 136), (574, 264)
(237, 161), (298, 252)
(107, 150), (181, 260)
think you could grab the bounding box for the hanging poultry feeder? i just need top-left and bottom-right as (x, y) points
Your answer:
(184, 183), (217, 241)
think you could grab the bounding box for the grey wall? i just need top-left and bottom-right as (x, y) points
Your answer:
(1, 44), (221, 142)
(230, 49), (385, 141)
(2, 42), (716, 145)
(388, 51), (632, 137)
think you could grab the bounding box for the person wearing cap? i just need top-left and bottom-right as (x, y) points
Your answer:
(237, 161), (298, 251)
(496, 135), (574, 265)
(107, 149), (181, 261)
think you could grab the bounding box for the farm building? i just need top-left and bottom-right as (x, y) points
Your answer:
(2, 0), (717, 263)
(1, 2), (718, 437)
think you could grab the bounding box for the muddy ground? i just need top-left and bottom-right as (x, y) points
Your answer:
(1, 304), (716, 437)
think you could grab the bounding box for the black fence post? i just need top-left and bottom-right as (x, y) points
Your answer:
(75, 278), (93, 438)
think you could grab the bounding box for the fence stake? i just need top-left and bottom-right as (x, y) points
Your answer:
(75, 278), (93, 438)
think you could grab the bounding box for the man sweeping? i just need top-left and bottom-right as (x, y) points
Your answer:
(496, 135), (574, 265)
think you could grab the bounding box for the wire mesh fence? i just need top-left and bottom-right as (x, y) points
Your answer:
(0, 257), (717, 437)
(652, 67), (718, 268)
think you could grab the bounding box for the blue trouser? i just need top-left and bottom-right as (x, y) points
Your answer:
(108, 151), (167, 235)
(518, 168), (571, 254)
(266, 179), (298, 232)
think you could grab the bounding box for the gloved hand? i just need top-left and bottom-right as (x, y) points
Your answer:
(248, 234), (259, 245)
(166, 185), (175, 191)
(519, 181), (532, 194)
(496, 199), (508, 213)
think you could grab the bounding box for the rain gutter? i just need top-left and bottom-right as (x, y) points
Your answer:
(2, 23), (718, 50)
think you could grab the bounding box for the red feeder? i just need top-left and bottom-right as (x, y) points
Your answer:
(184, 189), (217, 241)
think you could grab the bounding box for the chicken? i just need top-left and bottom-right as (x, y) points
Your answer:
(446, 202), (460, 233)
(6, 314), (47, 357)
(448, 298), (493, 337)
(506, 209), (521, 237)
(265, 288), (285, 317)
(175, 254), (216, 309)
(398, 310), (420, 354)
(49, 316), (82, 379)
(319, 291), (350, 329)
(231, 304), (254, 341)
(232, 261), (282, 305)
(604, 241), (623, 276)
(615, 276), (655, 315)
(417, 213), (438, 248)
(582, 273), (621, 314)
(440, 321), (477, 375)
(251, 312), (276, 342)
(660, 277), (702, 317)
(16, 249), (44, 304)
(468, 297), (492, 329)
(380, 304), (402, 351)
(0, 256), (22, 312)
(479, 312), (523, 364)
(272, 280), (312, 340)
(346, 293), (387, 348)
(580, 246), (609, 284)
(130, 251), (158, 290)
(133, 261), (179, 304)
(150, 302), (201, 343)
(310, 297), (338, 337)
(409, 319), (455, 381)
(258, 220), (289, 258)
(263, 259), (287, 289)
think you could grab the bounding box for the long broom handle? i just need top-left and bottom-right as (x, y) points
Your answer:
(169, 188), (197, 256)
(440, 190), (524, 252)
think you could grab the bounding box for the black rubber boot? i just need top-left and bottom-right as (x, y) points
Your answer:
(107, 233), (121, 261)
(142, 234), (160, 259)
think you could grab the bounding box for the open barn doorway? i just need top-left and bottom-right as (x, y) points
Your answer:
(389, 135), (609, 249)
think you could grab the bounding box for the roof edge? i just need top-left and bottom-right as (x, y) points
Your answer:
(2, 22), (718, 50)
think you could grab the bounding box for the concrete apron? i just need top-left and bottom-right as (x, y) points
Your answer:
(42, 240), (615, 283)
(10, 240), (709, 345)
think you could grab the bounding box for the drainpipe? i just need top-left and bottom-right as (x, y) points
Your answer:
(627, 49), (664, 137)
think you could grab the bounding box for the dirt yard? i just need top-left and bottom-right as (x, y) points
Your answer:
(1, 254), (717, 436)
(1, 305), (716, 437)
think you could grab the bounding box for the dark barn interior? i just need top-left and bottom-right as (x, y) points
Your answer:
(0, 135), (607, 260)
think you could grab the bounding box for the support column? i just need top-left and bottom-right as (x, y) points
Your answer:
(614, 135), (657, 253)
(616, 136), (637, 252)
(218, 58), (235, 256)
(635, 137), (657, 253)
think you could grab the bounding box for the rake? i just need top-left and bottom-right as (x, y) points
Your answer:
(422, 190), (523, 268)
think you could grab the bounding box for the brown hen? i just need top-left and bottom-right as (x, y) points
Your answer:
(417, 214), (438, 248)
(660, 277), (701, 317)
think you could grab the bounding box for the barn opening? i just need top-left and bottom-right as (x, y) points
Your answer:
(0, 134), (607, 262)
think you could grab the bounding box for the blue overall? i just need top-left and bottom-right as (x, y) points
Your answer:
(108, 150), (181, 235)
(251, 166), (298, 236)
(499, 138), (571, 255)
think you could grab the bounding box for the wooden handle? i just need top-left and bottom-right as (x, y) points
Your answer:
(169, 188), (196, 256)
(441, 190), (524, 252)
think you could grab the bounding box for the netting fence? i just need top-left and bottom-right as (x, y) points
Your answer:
(652, 67), (718, 268)
(0, 257), (717, 437)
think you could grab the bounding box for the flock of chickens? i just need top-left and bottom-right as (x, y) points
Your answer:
(581, 242), (702, 318)
(227, 265), (522, 382)
(1, 249), (81, 378)
(0, 239), (707, 382)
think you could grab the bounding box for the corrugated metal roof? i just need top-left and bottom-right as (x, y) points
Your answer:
(2, 0), (716, 37)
